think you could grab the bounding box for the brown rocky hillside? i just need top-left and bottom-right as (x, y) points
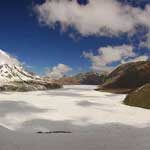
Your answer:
(100, 61), (150, 92)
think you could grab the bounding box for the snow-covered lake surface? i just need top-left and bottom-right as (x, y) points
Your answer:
(0, 85), (150, 150)
(0, 85), (150, 132)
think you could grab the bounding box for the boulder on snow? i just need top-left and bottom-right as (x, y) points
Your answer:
(124, 84), (150, 109)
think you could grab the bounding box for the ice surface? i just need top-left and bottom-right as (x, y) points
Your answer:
(0, 85), (150, 132)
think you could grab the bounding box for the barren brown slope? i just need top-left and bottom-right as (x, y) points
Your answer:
(99, 61), (150, 93)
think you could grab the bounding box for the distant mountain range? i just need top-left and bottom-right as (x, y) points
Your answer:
(52, 72), (107, 85)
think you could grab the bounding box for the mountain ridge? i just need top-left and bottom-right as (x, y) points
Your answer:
(0, 64), (40, 82)
(98, 61), (150, 93)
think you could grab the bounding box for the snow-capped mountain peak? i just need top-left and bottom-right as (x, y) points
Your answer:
(0, 49), (39, 82)
(0, 64), (39, 82)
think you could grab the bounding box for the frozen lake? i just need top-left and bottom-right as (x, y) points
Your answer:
(0, 85), (150, 150)
(0, 85), (150, 132)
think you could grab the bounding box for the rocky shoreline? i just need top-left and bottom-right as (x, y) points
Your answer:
(0, 80), (62, 92)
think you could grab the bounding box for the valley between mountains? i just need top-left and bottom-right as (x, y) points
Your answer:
(0, 49), (150, 150)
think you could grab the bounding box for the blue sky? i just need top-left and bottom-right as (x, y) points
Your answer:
(0, 0), (150, 76)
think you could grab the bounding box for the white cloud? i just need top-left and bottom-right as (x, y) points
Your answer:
(139, 32), (150, 49)
(83, 45), (148, 72)
(35, 0), (150, 36)
(122, 55), (149, 63)
(0, 49), (20, 66)
(46, 64), (72, 79)
(34, 0), (150, 73)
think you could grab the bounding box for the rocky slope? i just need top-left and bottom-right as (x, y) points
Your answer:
(97, 61), (150, 108)
(99, 61), (150, 93)
(124, 84), (150, 109)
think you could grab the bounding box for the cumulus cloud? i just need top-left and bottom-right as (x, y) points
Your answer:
(35, 0), (150, 36)
(46, 64), (72, 79)
(83, 45), (149, 72)
(139, 32), (150, 48)
(122, 55), (149, 63)
(0, 49), (20, 66)
(34, 0), (150, 73)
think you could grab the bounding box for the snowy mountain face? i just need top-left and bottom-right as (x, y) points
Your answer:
(0, 64), (39, 82)
(0, 49), (40, 82)
(0, 49), (61, 91)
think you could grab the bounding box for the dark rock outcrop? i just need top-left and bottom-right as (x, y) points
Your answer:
(124, 84), (150, 109)
(80, 73), (106, 85)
